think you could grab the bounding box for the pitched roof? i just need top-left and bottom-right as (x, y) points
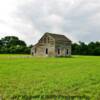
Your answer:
(45, 32), (71, 42)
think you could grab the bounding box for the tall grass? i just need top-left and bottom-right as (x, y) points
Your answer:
(0, 55), (100, 100)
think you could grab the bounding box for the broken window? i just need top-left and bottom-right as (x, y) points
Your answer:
(44, 37), (46, 43)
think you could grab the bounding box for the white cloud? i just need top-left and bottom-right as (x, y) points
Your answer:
(0, 0), (100, 45)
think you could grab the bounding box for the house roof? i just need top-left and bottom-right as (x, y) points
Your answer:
(45, 32), (72, 42)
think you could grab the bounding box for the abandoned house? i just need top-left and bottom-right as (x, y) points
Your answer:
(31, 32), (72, 57)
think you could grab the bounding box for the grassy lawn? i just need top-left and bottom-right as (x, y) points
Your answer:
(0, 55), (100, 100)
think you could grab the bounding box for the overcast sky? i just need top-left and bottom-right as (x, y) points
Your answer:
(0, 0), (100, 45)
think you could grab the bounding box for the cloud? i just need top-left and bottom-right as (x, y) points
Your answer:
(0, 0), (100, 45)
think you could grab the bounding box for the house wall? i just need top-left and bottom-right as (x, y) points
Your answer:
(55, 42), (71, 57)
(33, 44), (55, 57)
(31, 34), (55, 57)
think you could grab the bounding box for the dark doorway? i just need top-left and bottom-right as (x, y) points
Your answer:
(57, 48), (60, 55)
(66, 49), (69, 55)
(46, 48), (48, 54)
(32, 52), (34, 56)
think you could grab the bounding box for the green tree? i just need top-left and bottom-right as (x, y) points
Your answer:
(87, 42), (95, 55)
(72, 43), (80, 55)
(94, 47), (100, 55)
(79, 41), (88, 55)
(0, 36), (27, 54)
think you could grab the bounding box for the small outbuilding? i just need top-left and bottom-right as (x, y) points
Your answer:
(31, 32), (72, 57)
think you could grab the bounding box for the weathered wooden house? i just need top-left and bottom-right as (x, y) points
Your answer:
(31, 32), (72, 57)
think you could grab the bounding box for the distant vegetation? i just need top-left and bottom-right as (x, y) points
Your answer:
(0, 36), (32, 54)
(72, 41), (100, 56)
(0, 36), (100, 55)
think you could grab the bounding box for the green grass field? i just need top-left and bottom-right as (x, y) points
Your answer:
(0, 55), (100, 100)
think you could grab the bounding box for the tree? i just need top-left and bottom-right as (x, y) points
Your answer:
(1, 36), (26, 47)
(94, 47), (100, 55)
(72, 43), (80, 55)
(79, 41), (88, 55)
(0, 36), (28, 54)
(87, 42), (95, 55)
(72, 42), (88, 55)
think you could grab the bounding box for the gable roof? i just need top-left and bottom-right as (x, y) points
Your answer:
(45, 32), (71, 42)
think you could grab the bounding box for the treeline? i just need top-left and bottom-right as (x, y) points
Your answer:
(0, 36), (100, 55)
(72, 41), (100, 55)
(0, 36), (32, 54)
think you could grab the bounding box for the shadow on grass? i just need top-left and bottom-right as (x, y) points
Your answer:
(11, 95), (90, 100)
(56, 56), (75, 59)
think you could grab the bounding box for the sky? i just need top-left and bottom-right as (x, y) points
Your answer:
(0, 0), (100, 45)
